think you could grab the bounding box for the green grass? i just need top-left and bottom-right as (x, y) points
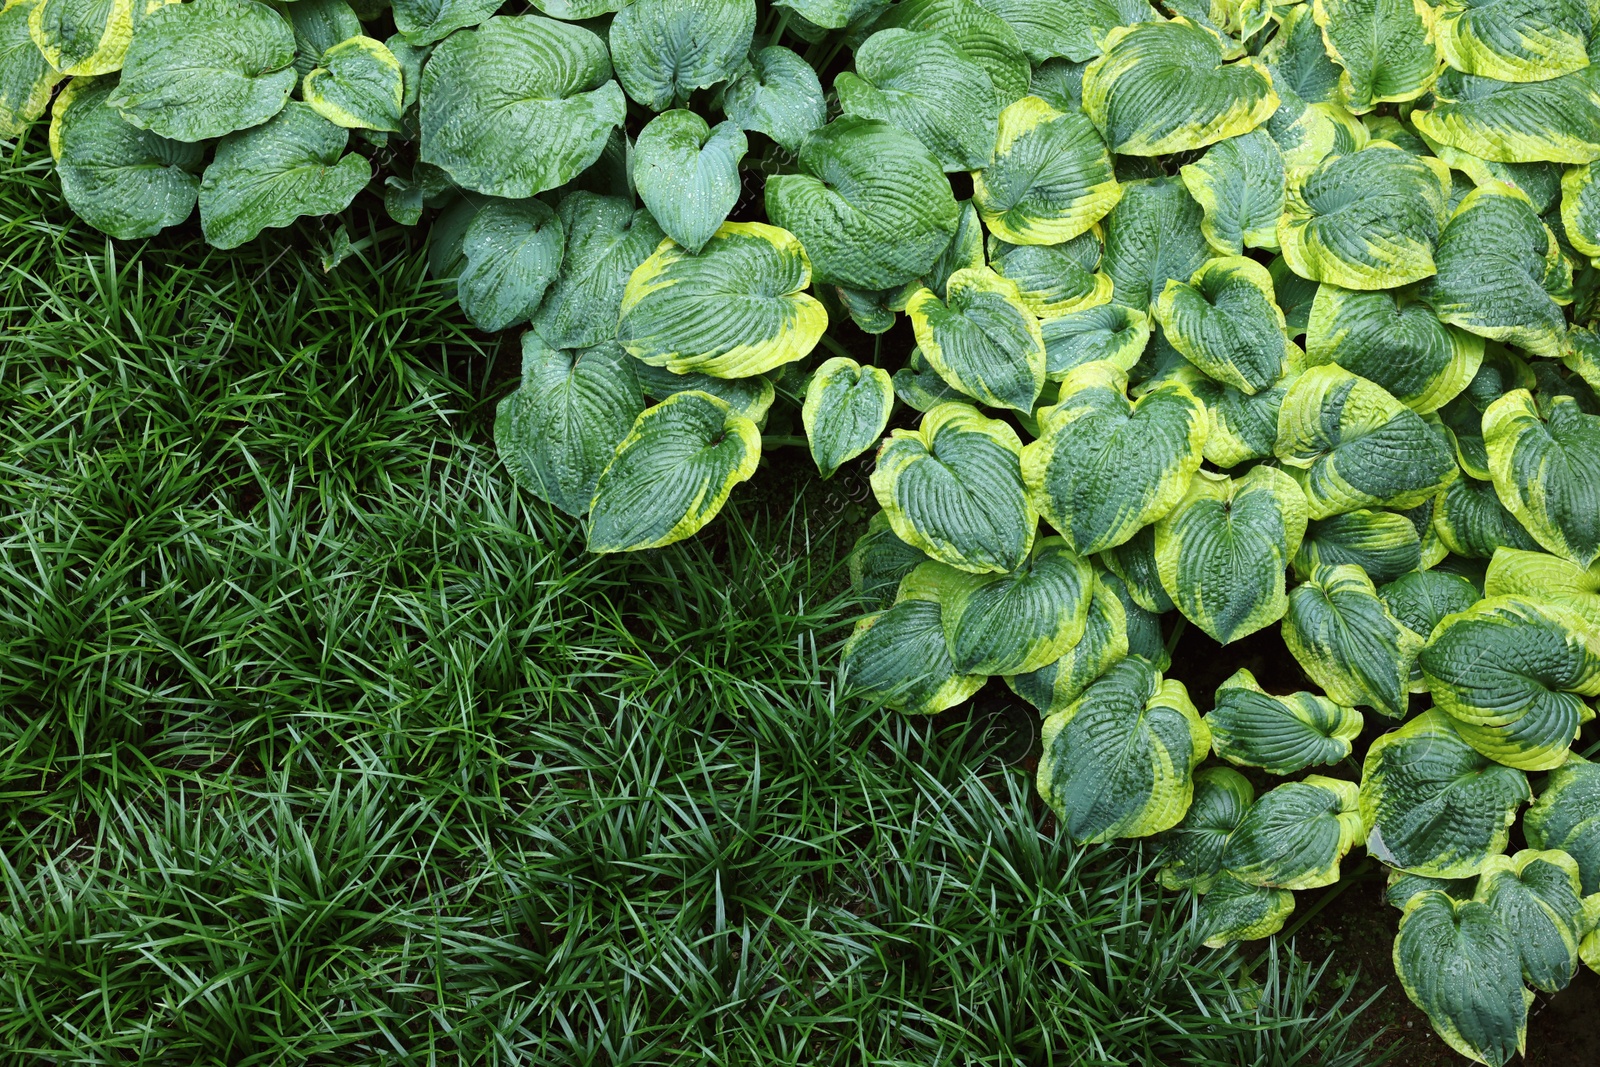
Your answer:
(0, 138), (1382, 1066)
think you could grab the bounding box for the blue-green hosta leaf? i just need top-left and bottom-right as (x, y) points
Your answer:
(1223, 775), (1363, 890)
(1100, 523), (1175, 614)
(303, 35), (403, 133)
(1295, 509), (1423, 585)
(830, 283), (899, 334)
(1387, 870), (1478, 910)
(972, 0), (1156, 64)
(1155, 466), (1308, 644)
(1283, 563), (1425, 716)
(1437, 346), (1536, 479)
(1029, 55), (1085, 111)
(609, 0), (753, 111)
(455, 198), (564, 333)
(1402, 494), (1453, 569)
(1275, 364), (1458, 519)
(197, 102), (369, 250)
(1024, 362), (1208, 555)
(1525, 755), (1600, 894)
(1476, 849), (1587, 993)
(988, 231), (1112, 319)
(1156, 766), (1254, 891)
(974, 95), (1121, 245)
(1560, 160), (1600, 259)
(0, 0), (61, 138)
(1102, 177), (1211, 310)
(1312, 0), (1441, 113)
(1420, 595), (1600, 770)
(393, 0), (498, 47)
(420, 16), (624, 200)
(841, 563), (985, 714)
(850, 511), (930, 610)
(1196, 873), (1296, 947)
(1180, 129), (1286, 256)
(1279, 143), (1453, 289)
(1260, 1), (1345, 106)
(912, 199), (985, 302)
(1483, 391), (1600, 567)
(285, 0), (360, 79)
(1040, 303), (1150, 378)
(48, 75), (200, 240)
(1082, 18), (1278, 156)
(871, 0), (1032, 102)
(618, 222), (828, 379)
(106, 0), (293, 141)
(907, 266), (1044, 412)
(1433, 473), (1542, 558)
(1006, 569), (1131, 714)
(527, 195), (663, 351)
(1394, 891), (1530, 1067)
(632, 110), (747, 255)
(938, 537), (1093, 675)
(1152, 357), (1303, 469)
(632, 362), (775, 423)
(1037, 656), (1209, 842)
(1413, 67), (1600, 164)
(586, 390), (760, 552)
(1305, 286), (1483, 415)
(1155, 256), (1288, 394)
(773, 0), (887, 30)
(836, 27), (1000, 172)
(803, 356), (893, 478)
(1433, 0), (1590, 83)
(720, 45), (825, 152)
(1361, 709), (1531, 876)
(494, 335), (644, 517)
(1269, 254), (1318, 335)
(765, 116), (959, 291)
(1207, 668), (1363, 775)
(872, 402), (1035, 574)
(1484, 547), (1600, 633)
(892, 347), (965, 412)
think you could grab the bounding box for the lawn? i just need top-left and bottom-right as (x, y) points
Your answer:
(1, 135), (1393, 1066)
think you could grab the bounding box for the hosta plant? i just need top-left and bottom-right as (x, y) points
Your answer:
(9, 0), (1600, 1061)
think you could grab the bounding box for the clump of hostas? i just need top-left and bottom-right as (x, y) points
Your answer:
(9, 0), (1600, 1060)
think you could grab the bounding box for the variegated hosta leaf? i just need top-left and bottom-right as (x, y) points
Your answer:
(1101, 177), (1210, 310)
(1485, 546), (1600, 633)
(891, 347), (965, 412)
(840, 563), (984, 714)
(1437, 347), (1535, 479)
(1023, 362), (1208, 555)
(529, 192), (663, 350)
(1278, 143), (1453, 290)
(1, 0), (62, 137)
(1029, 55), (1084, 111)
(1560, 160), (1600, 260)
(494, 336), (644, 517)
(1156, 766), (1254, 892)
(1433, 473), (1542, 558)
(871, 402), (1036, 574)
(1081, 18), (1278, 156)
(871, 0), (1032, 103)
(1222, 775), (1363, 890)
(1207, 668), (1363, 775)
(632, 110), (747, 255)
(1378, 569), (1480, 645)
(1387, 870), (1477, 910)
(1483, 391), (1600, 567)
(1006, 569), (1130, 714)
(1413, 67), (1600, 165)
(850, 511), (930, 610)
(974, 95), (1121, 245)
(618, 222), (827, 379)
(48, 76), (201, 240)
(1404, 495), (1452, 569)
(420, 15), (625, 199)
(1179, 128), (1285, 256)
(455, 197), (564, 333)
(1295, 509), (1422, 584)
(392, 0), (500, 48)
(1157, 359), (1300, 469)
(988, 231), (1112, 319)
(1196, 873), (1296, 947)
(1040, 303), (1150, 379)
(971, 0), (1157, 64)
(1106, 568), (1169, 668)
(1283, 563), (1424, 717)
(1036, 656), (1209, 843)
(1394, 891), (1530, 1067)
(303, 35), (403, 133)
(1476, 849), (1587, 993)
(1155, 466), (1308, 644)
(1100, 523), (1175, 614)
(1260, 0), (1344, 107)
(938, 537), (1093, 675)
(1433, 0), (1590, 84)
(916, 199), (986, 301)
(632, 363), (775, 423)
(28, 0), (138, 77)
(1305, 285), (1484, 414)
(720, 45), (826, 152)
(1312, 0), (1441, 113)
(802, 357), (893, 479)
(907, 267), (1044, 412)
(609, 0), (753, 111)
(765, 116), (959, 291)
(1525, 755), (1600, 894)
(1360, 709), (1531, 876)
(836, 27), (1001, 173)
(106, 0), (294, 141)
(1155, 256), (1289, 394)
(197, 102), (370, 250)
(1266, 96), (1372, 172)
(586, 390), (760, 552)
(1420, 595), (1600, 770)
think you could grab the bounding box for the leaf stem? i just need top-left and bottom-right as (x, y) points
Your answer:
(762, 435), (809, 450)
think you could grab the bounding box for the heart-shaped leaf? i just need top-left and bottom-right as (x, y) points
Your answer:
(1156, 766), (1254, 892)
(1524, 755), (1600, 895)
(1295, 509), (1422, 585)
(1283, 563), (1425, 717)
(803, 356), (894, 478)
(1195, 873), (1296, 947)
(1006, 568), (1131, 714)
(1180, 128), (1285, 256)
(1433, 474), (1542, 559)
(973, 95), (1121, 244)
(1040, 303), (1150, 378)
(609, 0), (754, 111)
(721, 45), (825, 152)
(29, 0), (174, 77)
(1100, 176), (1210, 310)
(1378, 569), (1483, 645)
(1484, 391), (1600, 566)
(1155, 256), (1289, 394)
(988, 231), (1111, 319)
(529, 193), (663, 350)
(1413, 66), (1600, 164)
(907, 266), (1045, 412)
(1, 0), (62, 137)
(973, 0), (1157, 64)
(1305, 285), (1483, 414)
(841, 563), (986, 714)
(872, 0), (1032, 102)
(393, 0), (500, 47)
(1433, 0), (1590, 83)
(1207, 668), (1363, 775)
(1313, 0), (1441, 113)
(938, 536), (1093, 675)
(1154, 360), (1301, 470)
(1222, 775), (1363, 890)
(632, 110), (747, 254)
(455, 197), (565, 333)
(304, 35), (404, 133)
(1476, 849), (1588, 993)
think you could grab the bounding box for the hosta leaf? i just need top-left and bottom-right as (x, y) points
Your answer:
(1433, 0), (1590, 83)
(1155, 256), (1288, 394)
(1100, 522), (1175, 614)
(892, 347), (965, 412)
(1269, 255), (1318, 335)
(1196, 873), (1295, 947)
(907, 267), (1044, 412)
(1483, 392), (1600, 566)
(303, 36), (403, 133)
(531, 193), (663, 350)
(1305, 286), (1483, 415)
(48, 75), (200, 240)
(586, 390), (760, 552)
(633, 110), (747, 254)
(420, 15), (625, 200)
(1155, 466), (1308, 644)
(1295, 509), (1422, 585)
(1154, 359), (1300, 469)
(1029, 55), (1085, 111)
(1023, 362), (1208, 555)
(1102, 177), (1211, 310)
(850, 512), (930, 610)
(1283, 563), (1424, 717)
(1387, 870), (1477, 910)
(765, 116), (959, 290)
(107, 0), (294, 141)
(1006, 569), (1130, 714)
(1036, 656), (1210, 842)
(1081, 18), (1278, 156)
(988, 231), (1112, 319)
(197, 102), (369, 250)
(1040, 303), (1150, 378)
(976, 0), (1158, 64)
(1180, 128), (1286, 256)
(841, 563), (985, 714)
(1312, 0), (1441, 113)
(1361, 709), (1531, 876)
(1525, 755), (1600, 894)
(1394, 891), (1530, 1066)
(1259, 2), (1344, 106)
(721, 45), (825, 152)
(773, 0), (886, 30)
(803, 356), (893, 478)
(494, 336), (644, 517)
(1, 0), (62, 137)
(392, 0), (499, 48)
(1106, 568), (1168, 668)
(938, 537), (1094, 675)
(27, 0), (171, 78)
(1156, 766), (1254, 892)
(609, 0), (753, 111)
(1484, 547), (1600, 633)
(973, 95), (1121, 245)
(1222, 775), (1363, 890)
(1413, 67), (1600, 164)
(1433, 473), (1542, 558)
(456, 198), (564, 333)
(915, 199), (985, 301)
(872, 0), (1031, 102)
(1560, 160), (1600, 259)
(1476, 849), (1587, 993)
(632, 363), (775, 422)
(1207, 668), (1363, 775)
(872, 402), (1035, 574)
(1403, 495), (1453, 569)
